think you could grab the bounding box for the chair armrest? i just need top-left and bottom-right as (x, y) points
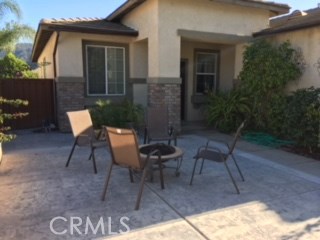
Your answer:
(206, 139), (229, 151)
(95, 128), (105, 140)
(144, 149), (162, 168)
(205, 146), (223, 153)
(194, 145), (210, 158)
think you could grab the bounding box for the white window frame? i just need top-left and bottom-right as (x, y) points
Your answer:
(86, 45), (126, 96)
(195, 51), (218, 94)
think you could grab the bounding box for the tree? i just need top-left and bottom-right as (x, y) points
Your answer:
(0, 0), (35, 52)
(0, 52), (38, 78)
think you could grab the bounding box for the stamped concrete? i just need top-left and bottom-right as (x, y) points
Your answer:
(0, 130), (320, 239)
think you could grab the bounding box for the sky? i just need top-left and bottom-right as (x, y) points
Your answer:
(3, 0), (320, 34)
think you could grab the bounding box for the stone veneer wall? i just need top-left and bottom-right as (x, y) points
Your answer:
(56, 77), (85, 132)
(148, 83), (181, 132)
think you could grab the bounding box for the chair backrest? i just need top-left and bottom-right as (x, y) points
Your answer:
(66, 109), (95, 138)
(228, 120), (246, 154)
(147, 105), (169, 138)
(106, 127), (142, 169)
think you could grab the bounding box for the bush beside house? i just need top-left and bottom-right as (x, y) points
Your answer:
(90, 99), (144, 130)
(206, 40), (320, 155)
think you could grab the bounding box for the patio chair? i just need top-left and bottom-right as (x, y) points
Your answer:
(144, 105), (177, 146)
(65, 109), (106, 174)
(101, 127), (164, 210)
(189, 121), (246, 194)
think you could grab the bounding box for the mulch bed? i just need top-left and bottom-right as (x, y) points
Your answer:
(280, 145), (320, 161)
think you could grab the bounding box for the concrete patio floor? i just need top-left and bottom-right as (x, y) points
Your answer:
(1, 130), (320, 239)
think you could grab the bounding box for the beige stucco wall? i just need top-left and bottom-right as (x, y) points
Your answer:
(56, 32), (136, 77)
(129, 40), (148, 78)
(123, 0), (270, 79)
(267, 27), (320, 91)
(37, 32), (57, 78)
(45, 0), (276, 122)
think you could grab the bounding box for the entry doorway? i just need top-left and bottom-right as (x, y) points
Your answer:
(180, 59), (187, 121)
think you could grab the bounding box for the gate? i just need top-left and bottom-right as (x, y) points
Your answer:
(0, 78), (55, 130)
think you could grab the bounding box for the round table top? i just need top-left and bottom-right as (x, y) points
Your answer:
(139, 144), (183, 160)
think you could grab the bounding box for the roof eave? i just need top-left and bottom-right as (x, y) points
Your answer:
(107, 0), (289, 21)
(107, 0), (146, 21)
(31, 23), (138, 62)
(253, 19), (320, 37)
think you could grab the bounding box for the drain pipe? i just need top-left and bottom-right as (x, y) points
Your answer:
(52, 31), (60, 129)
(53, 31), (59, 78)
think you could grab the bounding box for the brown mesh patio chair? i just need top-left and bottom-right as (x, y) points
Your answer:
(101, 127), (164, 210)
(144, 105), (177, 146)
(66, 109), (106, 174)
(189, 121), (246, 194)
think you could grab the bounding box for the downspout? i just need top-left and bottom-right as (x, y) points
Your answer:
(53, 31), (59, 78)
(52, 32), (60, 128)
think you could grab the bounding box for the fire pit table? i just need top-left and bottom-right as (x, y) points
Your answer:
(139, 143), (184, 177)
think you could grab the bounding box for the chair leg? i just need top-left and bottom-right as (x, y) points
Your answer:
(135, 167), (148, 210)
(143, 128), (147, 144)
(189, 158), (200, 185)
(158, 159), (165, 189)
(91, 148), (98, 174)
(101, 162), (113, 201)
(129, 169), (134, 183)
(231, 154), (244, 181)
(199, 158), (205, 174)
(88, 153), (92, 160)
(223, 161), (240, 194)
(66, 140), (77, 167)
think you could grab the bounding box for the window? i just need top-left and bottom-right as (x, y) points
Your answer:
(86, 45), (125, 96)
(195, 51), (218, 94)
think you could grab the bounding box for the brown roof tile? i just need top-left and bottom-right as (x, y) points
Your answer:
(254, 7), (320, 37)
(32, 18), (138, 62)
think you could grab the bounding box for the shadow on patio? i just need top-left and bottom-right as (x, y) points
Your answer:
(0, 131), (320, 239)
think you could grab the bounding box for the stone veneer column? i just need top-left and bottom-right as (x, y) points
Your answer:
(56, 77), (85, 132)
(147, 78), (181, 132)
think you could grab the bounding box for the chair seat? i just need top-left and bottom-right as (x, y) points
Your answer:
(195, 149), (227, 162)
(76, 136), (106, 148)
(92, 140), (107, 148)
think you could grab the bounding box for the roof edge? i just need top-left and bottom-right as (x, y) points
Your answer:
(107, 0), (146, 21)
(253, 18), (320, 37)
(31, 22), (138, 62)
(107, 0), (290, 21)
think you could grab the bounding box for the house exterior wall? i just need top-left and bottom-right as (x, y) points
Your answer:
(121, 0), (272, 126)
(52, 32), (137, 131)
(41, 0), (279, 130)
(267, 27), (320, 91)
(129, 40), (148, 79)
(123, 0), (270, 78)
(37, 32), (57, 78)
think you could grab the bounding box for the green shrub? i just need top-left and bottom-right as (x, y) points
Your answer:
(0, 97), (28, 142)
(90, 99), (144, 129)
(239, 40), (303, 130)
(265, 95), (287, 136)
(282, 87), (320, 151)
(206, 90), (250, 133)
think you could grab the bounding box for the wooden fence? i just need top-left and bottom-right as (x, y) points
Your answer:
(0, 78), (55, 130)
